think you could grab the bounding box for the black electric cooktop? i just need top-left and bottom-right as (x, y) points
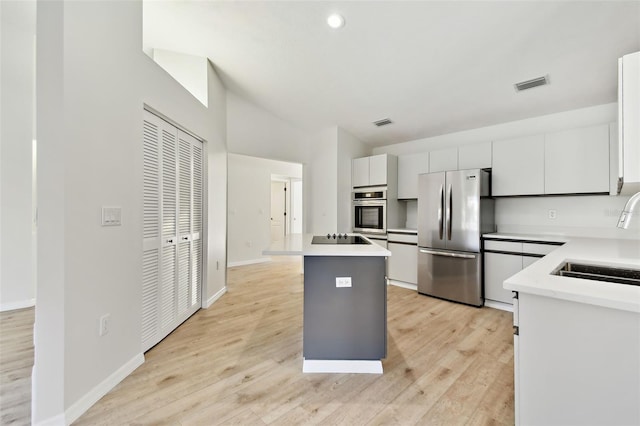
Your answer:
(311, 234), (371, 245)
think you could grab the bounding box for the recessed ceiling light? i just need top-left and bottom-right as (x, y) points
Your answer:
(327, 13), (345, 29)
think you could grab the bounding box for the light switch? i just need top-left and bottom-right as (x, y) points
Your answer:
(336, 277), (352, 288)
(102, 206), (122, 226)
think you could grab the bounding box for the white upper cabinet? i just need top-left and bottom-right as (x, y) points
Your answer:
(397, 153), (429, 199)
(369, 154), (388, 186)
(429, 147), (458, 172)
(352, 154), (396, 188)
(619, 51), (640, 193)
(352, 156), (370, 188)
(492, 134), (545, 196)
(458, 142), (492, 170)
(544, 124), (610, 194)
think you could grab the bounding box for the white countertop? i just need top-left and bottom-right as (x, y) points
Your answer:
(263, 233), (391, 257)
(503, 236), (640, 313)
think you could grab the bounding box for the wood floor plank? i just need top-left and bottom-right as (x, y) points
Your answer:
(1, 256), (515, 425)
(0, 307), (33, 426)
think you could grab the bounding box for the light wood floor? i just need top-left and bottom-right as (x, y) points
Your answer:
(1, 256), (515, 425)
(0, 306), (34, 425)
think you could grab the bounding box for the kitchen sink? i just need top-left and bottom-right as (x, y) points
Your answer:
(552, 262), (640, 286)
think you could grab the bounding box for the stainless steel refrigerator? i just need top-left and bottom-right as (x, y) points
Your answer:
(417, 169), (495, 306)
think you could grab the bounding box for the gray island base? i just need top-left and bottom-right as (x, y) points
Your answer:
(263, 234), (391, 374)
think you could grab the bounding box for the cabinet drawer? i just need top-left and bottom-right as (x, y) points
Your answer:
(388, 243), (418, 284)
(484, 240), (522, 253)
(522, 243), (558, 256)
(387, 233), (418, 244)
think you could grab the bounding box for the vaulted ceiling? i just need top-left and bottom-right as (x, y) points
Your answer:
(143, 1), (640, 147)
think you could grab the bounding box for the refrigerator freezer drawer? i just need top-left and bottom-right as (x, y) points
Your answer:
(418, 249), (482, 307)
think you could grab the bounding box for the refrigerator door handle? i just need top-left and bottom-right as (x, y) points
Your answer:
(419, 248), (476, 259)
(446, 183), (452, 240)
(438, 185), (444, 240)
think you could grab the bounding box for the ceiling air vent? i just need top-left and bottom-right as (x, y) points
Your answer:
(373, 118), (393, 127)
(514, 75), (549, 92)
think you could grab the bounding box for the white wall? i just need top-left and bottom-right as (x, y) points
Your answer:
(34, 1), (227, 424)
(336, 128), (370, 232)
(226, 92), (363, 235)
(227, 153), (301, 265)
(226, 91), (311, 164)
(151, 48), (208, 107)
(308, 127), (338, 233)
(0, 0), (36, 311)
(374, 103), (639, 239)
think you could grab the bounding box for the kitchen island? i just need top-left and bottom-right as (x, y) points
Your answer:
(502, 236), (640, 426)
(264, 233), (391, 374)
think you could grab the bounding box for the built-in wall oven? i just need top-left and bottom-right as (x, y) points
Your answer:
(353, 187), (387, 235)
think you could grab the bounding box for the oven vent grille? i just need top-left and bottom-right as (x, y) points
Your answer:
(514, 75), (549, 91)
(373, 118), (393, 127)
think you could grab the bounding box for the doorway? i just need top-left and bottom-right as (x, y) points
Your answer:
(270, 181), (286, 242)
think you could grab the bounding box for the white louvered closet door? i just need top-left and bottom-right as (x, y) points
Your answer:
(142, 110), (203, 352)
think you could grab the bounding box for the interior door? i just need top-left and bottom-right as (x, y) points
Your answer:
(270, 181), (286, 242)
(291, 179), (303, 234)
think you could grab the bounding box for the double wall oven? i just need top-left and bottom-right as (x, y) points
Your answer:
(353, 187), (387, 235)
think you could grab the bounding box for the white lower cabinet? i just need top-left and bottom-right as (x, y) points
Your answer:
(388, 242), (417, 284)
(515, 292), (640, 425)
(484, 252), (522, 304)
(484, 238), (563, 307)
(387, 232), (418, 285)
(368, 237), (388, 249)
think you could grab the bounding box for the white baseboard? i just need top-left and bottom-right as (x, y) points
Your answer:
(204, 286), (227, 309)
(33, 413), (65, 426)
(303, 359), (383, 374)
(64, 352), (144, 425)
(0, 298), (36, 312)
(484, 299), (514, 312)
(227, 258), (271, 268)
(387, 280), (417, 291)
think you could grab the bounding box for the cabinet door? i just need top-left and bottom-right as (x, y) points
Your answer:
(458, 142), (492, 170)
(388, 243), (418, 284)
(620, 52), (640, 185)
(545, 124), (610, 194)
(484, 252), (522, 304)
(429, 147), (458, 172)
(492, 135), (545, 196)
(398, 153), (429, 199)
(352, 157), (370, 188)
(369, 154), (388, 186)
(142, 111), (203, 353)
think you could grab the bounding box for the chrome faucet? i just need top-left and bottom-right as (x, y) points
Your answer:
(617, 191), (640, 229)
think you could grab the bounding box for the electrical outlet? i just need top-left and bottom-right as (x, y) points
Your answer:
(99, 314), (110, 337)
(548, 209), (557, 220)
(336, 277), (352, 288)
(246, 240), (252, 247)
